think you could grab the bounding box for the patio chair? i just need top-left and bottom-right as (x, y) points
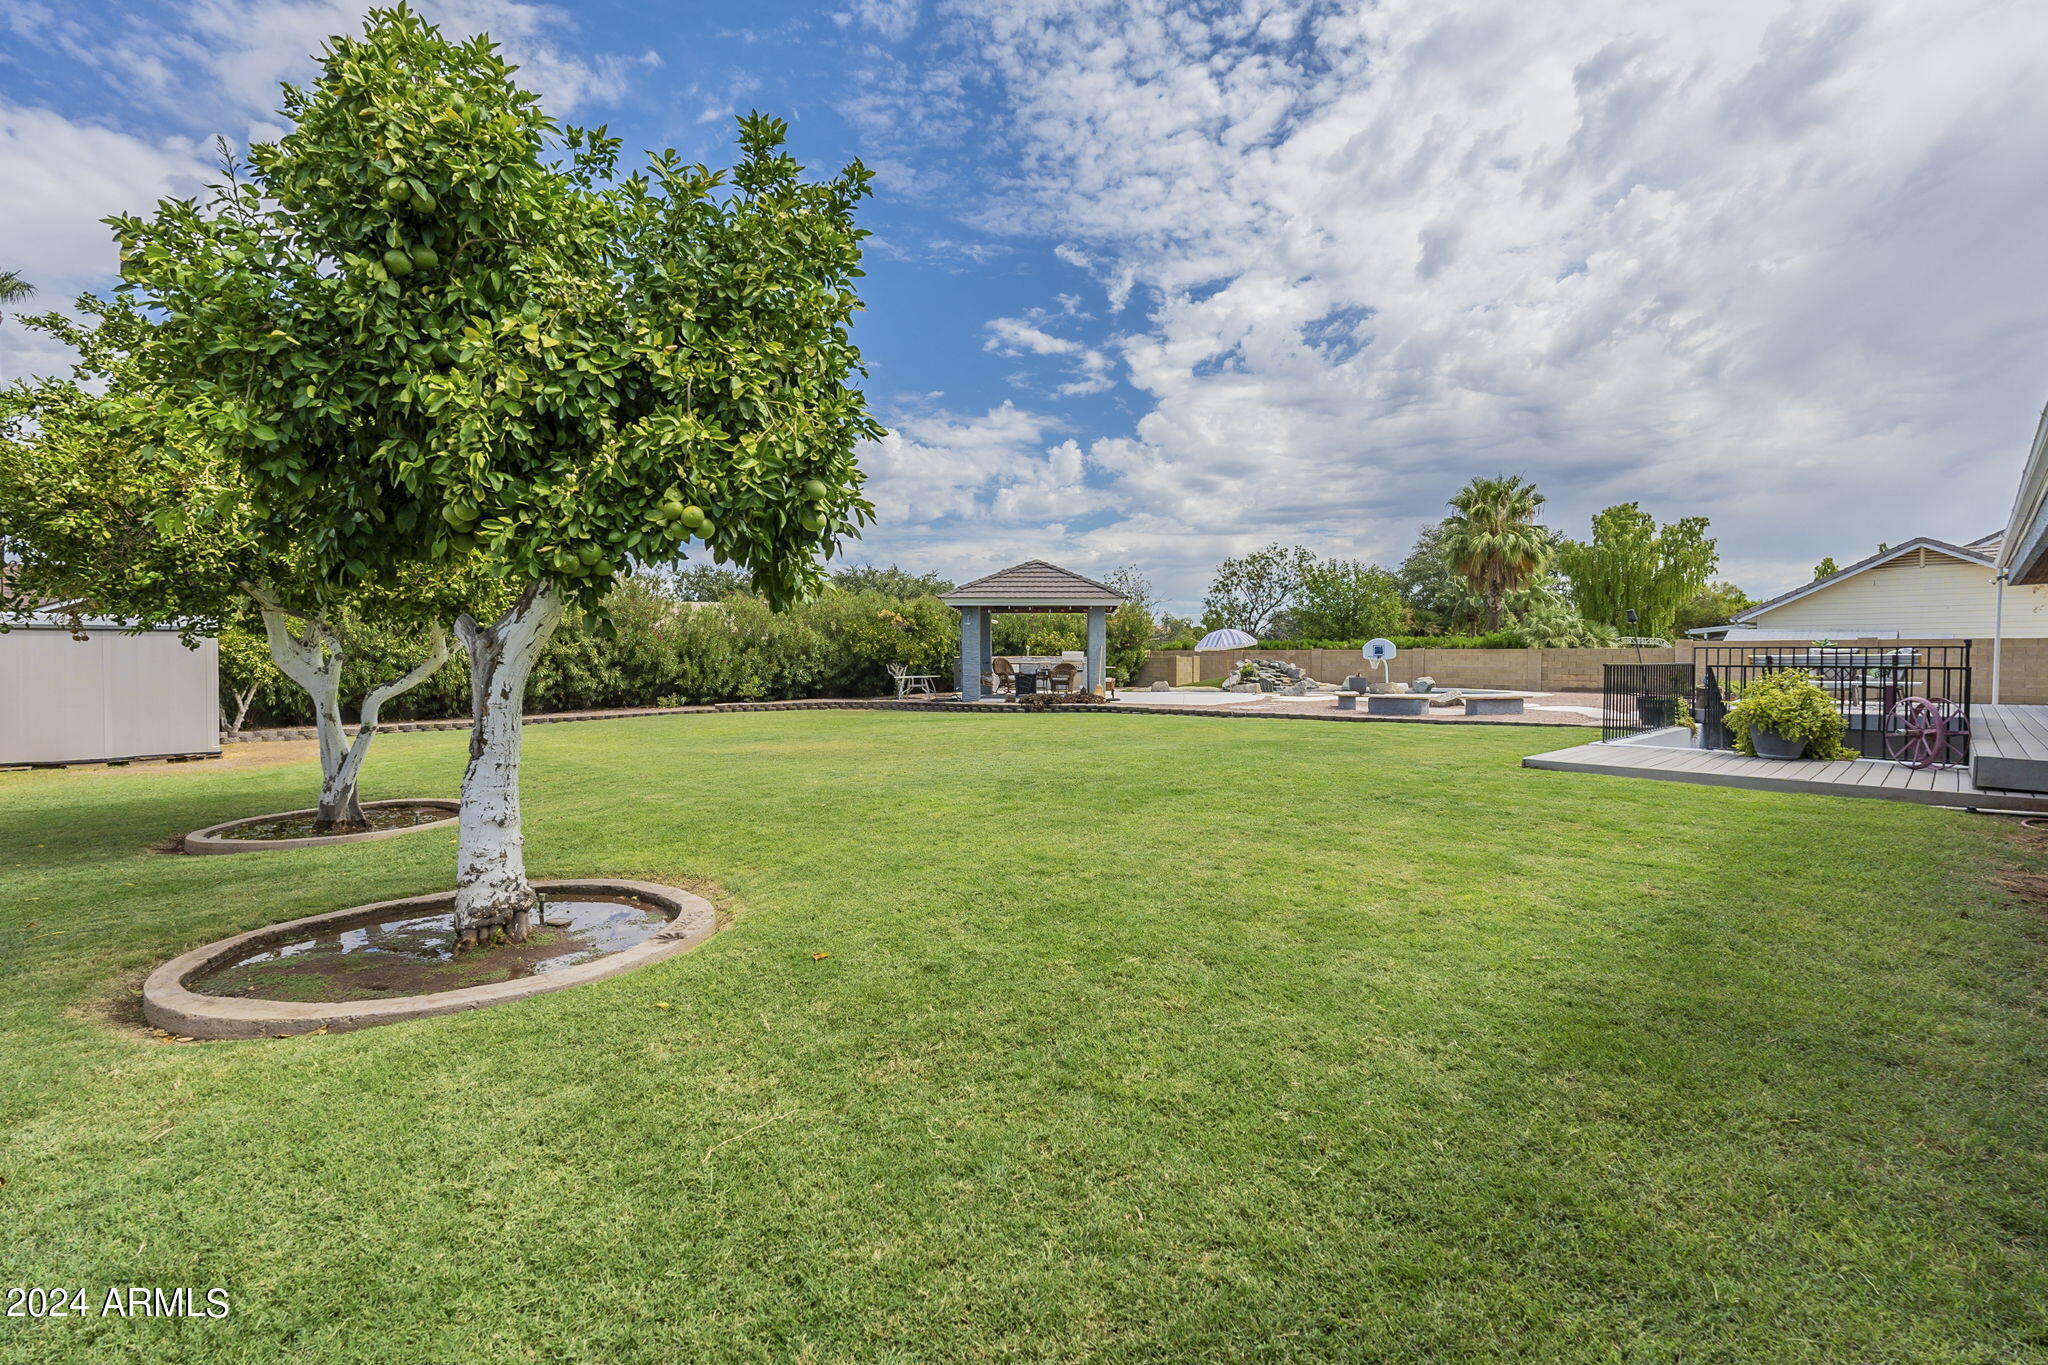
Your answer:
(991, 656), (1017, 695)
(1046, 661), (1082, 694)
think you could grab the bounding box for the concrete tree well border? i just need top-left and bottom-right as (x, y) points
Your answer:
(142, 878), (717, 1040)
(181, 798), (460, 855)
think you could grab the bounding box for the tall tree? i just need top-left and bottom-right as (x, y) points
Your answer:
(1103, 565), (1155, 684)
(1672, 580), (1755, 636)
(1441, 476), (1550, 632)
(1289, 557), (1402, 640)
(98, 7), (879, 945)
(1557, 502), (1718, 641)
(831, 563), (953, 597)
(1203, 543), (1316, 636)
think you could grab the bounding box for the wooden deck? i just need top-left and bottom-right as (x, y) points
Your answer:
(1972, 704), (2048, 794)
(1523, 732), (2048, 811)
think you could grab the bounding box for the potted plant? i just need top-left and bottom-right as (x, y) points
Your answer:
(1635, 692), (1679, 728)
(1724, 670), (1852, 761)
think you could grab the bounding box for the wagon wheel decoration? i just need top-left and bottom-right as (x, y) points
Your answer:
(1887, 697), (1951, 769)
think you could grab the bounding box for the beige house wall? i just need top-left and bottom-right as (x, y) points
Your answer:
(1134, 636), (2048, 704)
(1747, 548), (2048, 637)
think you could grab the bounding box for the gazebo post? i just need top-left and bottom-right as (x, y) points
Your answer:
(979, 610), (993, 690)
(958, 607), (984, 701)
(1086, 607), (1107, 692)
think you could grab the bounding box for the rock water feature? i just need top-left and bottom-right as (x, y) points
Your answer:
(1229, 658), (1324, 696)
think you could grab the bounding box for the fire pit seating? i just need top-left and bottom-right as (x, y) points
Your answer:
(1466, 696), (1525, 716)
(1366, 694), (1431, 717)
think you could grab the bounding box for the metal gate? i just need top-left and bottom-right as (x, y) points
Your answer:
(1601, 662), (1695, 744)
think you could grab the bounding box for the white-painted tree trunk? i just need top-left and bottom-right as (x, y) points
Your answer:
(245, 586), (453, 834)
(452, 582), (564, 947)
(249, 588), (359, 830)
(326, 621), (450, 824)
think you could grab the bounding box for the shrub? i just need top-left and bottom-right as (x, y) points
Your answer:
(1017, 689), (1106, 710)
(1247, 632), (1527, 651)
(1725, 671), (1852, 760)
(234, 575), (962, 725)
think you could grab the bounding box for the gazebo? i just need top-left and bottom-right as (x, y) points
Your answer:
(940, 560), (1127, 701)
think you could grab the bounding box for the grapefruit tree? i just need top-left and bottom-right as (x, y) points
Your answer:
(0, 367), (467, 831)
(95, 6), (879, 943)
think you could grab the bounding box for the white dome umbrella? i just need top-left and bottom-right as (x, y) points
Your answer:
(1194, 628), (1258, 650)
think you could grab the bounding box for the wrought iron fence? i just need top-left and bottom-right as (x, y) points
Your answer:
(1601, 662), (1695, 743)
(1690, 643), (1972, 762)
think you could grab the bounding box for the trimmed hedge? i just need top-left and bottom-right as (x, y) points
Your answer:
(1250, 632), (1527, 651)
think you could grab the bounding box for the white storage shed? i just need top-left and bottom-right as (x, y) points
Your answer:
(0, 614), (220, 766)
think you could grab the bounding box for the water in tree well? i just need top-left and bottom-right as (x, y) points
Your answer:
(218, 803), (452, 841)
(190, 896), (672, 1002)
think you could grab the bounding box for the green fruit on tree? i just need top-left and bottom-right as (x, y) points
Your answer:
(552, 551), (580, 576)
(694, 519), (716, 541)
(382, 176), (410, 203)
(800, 510), (826, 533)
(678, 504), (706, 529)
(803, 478), (829, 501)
(576, 543), (602, 566)
(409, 244), (439, 270)
(410, 191), (436, 213)
(382, 249), (413, 277)
(658, 500), (686, 522)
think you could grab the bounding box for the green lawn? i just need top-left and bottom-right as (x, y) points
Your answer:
(4, 712), (2046, 1361)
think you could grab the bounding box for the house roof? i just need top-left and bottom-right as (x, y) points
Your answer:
(1733, 536), (1999, 624)
(939, 559), (1126, 608)
(1999, 401), (2048, 584)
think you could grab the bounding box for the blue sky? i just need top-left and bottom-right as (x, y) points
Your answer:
(6, 0), (2048, 613)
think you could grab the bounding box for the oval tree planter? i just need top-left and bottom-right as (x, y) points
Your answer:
(143, 879), (717, 1040)
(182, 798), (460, 855)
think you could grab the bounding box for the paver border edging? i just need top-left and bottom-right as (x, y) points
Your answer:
(181, 798), (460, 855)
(142, 878), (717, 1040)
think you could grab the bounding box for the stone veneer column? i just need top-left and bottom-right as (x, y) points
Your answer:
(958, 607), (984, 700)
(1086, 607), (1107, 691)
(979, 609), (993, 691)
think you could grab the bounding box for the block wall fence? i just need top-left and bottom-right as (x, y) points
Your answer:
(1131, 638), (2048, 705)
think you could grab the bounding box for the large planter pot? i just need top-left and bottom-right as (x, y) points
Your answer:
(1749, 726), (1808, 761)
(1636, 694), (1678, 729)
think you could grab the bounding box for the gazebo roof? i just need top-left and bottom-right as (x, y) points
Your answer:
(940, 559), (1126, 609)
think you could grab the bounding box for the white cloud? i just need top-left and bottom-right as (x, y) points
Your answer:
(0, 105), (213, 378)
(0, 0), (644, 377)
(180, 0), (646, 122)
(983, 308), (1116, 396)
(867, 0), (2048, 606)
(834, 0), (920, 44)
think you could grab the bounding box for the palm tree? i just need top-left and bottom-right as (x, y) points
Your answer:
(1442, 475), (1550, 632)
(0, 270), (33, 319)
